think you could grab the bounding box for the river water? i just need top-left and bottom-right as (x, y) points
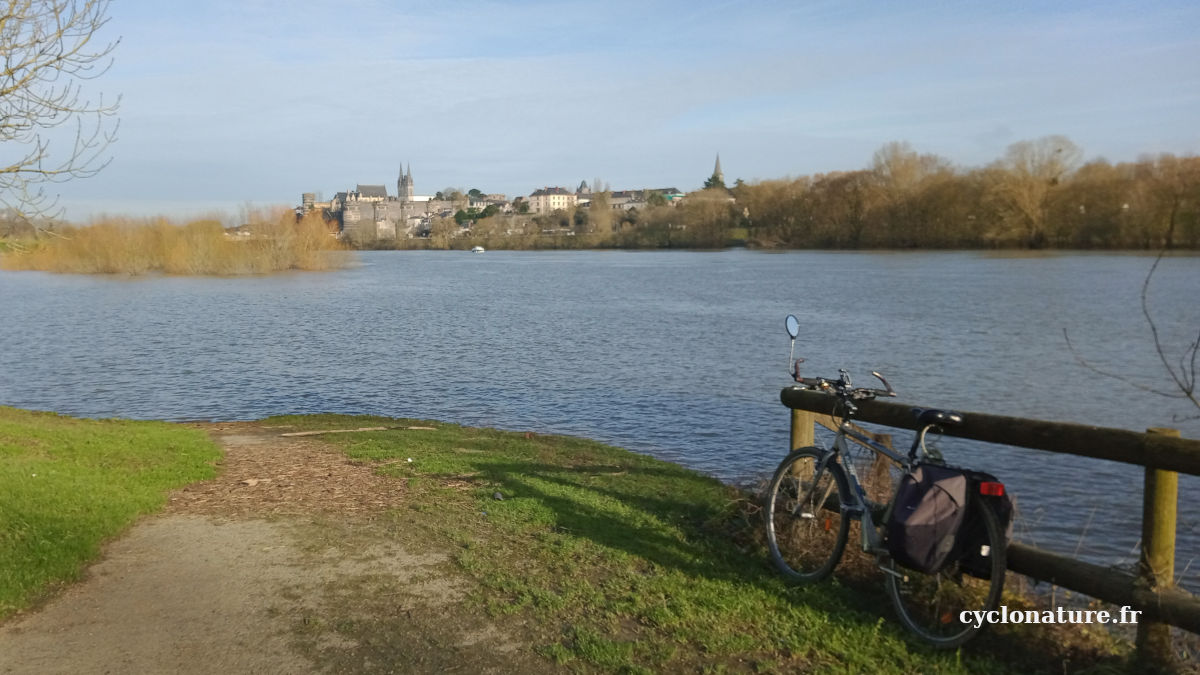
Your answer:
(2, 249), (1197, 586)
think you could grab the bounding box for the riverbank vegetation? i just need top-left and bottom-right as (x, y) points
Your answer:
(0, 407), (219, 617)
(0, 209), (348, 275)
(387, 136), (1199, 251)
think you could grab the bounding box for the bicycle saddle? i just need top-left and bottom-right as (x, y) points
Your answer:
(912, 408), (964, 427)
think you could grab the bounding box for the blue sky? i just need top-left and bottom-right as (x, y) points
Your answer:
(52, 0), (1200, 220)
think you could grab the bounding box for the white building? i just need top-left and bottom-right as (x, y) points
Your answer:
(528, 187), (578, 214)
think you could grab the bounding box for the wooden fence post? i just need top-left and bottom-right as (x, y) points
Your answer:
(790, 408), (814, 451)
(789, 409), (814, 477)
(1138, 427), (1180, 668)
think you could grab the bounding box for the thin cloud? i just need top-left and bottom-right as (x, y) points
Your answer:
(54, 0), (1200, 218)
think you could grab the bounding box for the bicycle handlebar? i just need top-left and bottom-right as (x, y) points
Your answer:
(793, 379), (896, 401)
(791, 362), (897, 402)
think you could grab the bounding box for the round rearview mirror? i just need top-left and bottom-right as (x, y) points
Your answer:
(785, 314), (800, 339)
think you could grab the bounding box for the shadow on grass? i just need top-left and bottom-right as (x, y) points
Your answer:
(292, 418), (1134, 672)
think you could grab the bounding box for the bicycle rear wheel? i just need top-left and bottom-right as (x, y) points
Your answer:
(764, 447), (850, 582)
(885, 498), (1006, 648)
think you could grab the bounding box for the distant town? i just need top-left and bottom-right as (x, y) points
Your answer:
(297, 157), (722, 244)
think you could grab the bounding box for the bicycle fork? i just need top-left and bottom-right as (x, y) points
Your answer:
(794, 452), (839, 521)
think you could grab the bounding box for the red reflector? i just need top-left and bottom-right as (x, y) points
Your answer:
(979, 481), (1005, 497)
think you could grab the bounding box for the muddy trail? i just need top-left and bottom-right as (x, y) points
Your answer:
(0, 423), (552, 674)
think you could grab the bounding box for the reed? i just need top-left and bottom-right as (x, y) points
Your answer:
(0, 209), (349, 276)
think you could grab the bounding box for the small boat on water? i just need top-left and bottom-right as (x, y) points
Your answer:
(470, 246), (486, 253)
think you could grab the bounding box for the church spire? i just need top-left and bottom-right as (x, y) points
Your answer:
(704, 153), (726, 190)
(396, 161), (414, 201)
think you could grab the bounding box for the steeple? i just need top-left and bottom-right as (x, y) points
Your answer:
(397, 161), (414, 202)
(704, 153), (726, 190)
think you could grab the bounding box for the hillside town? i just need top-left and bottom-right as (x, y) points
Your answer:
(297, 158), (711, 243)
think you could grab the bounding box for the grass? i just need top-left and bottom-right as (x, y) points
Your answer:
(0, 407), (221, 617)
(266, 414), (1136, 673)
(0, 410), (1138, 671)
(0, 209), (348, 275)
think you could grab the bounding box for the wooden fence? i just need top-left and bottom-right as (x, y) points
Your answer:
(780, 386), (1200, 667)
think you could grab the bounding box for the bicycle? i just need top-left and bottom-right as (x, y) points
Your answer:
(764, 315), (1008, 648)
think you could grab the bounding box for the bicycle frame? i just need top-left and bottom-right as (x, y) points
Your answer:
(817, 420), (917, 556)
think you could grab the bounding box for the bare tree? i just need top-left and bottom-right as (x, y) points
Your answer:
(0, 0), (120, 224)
(871, 141), (948, 195)
(587, 188), (612, 234)
(986, 135), (1082, 247)
(1137, 154), (1200, 250)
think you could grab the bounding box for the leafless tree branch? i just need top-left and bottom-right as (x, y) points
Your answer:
(1141, 250), (1200, 412)
(0, 0), (119, 223)
(1066, 250), (1199, 422)
(1063, 327), (1188, 399)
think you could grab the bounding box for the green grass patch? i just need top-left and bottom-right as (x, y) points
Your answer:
(266, 414), (1127, 673)
(0, 407), (220, 617)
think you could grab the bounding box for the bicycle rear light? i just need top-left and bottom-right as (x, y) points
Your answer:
(978, 481), (1005, 497)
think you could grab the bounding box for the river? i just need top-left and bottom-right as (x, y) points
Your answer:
(2, 249), (1197, 586)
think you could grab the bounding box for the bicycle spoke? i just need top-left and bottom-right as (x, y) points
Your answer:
(765, 448), (850, 583)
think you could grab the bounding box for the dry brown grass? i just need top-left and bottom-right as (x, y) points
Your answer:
(0, 209), (348, 276)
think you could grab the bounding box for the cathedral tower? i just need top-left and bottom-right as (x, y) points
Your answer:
(398, 163), (414, 202)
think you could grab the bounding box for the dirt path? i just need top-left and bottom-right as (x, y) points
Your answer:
(0, 423), (548, 675)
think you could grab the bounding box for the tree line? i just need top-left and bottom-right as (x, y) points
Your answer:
(732, 136), (1199, 250)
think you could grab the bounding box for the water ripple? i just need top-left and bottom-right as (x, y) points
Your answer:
(1, 250), (1197, 586)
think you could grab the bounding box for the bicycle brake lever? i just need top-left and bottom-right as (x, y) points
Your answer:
(871, 371), (896, 396)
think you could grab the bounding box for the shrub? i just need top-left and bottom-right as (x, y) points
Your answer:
(0, 209), (349, 276)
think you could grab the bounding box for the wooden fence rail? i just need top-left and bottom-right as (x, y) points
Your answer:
(780, 386), (1200, 666)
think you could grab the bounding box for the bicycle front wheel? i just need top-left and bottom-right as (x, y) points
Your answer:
(885, 498), (1007, 649)
(764, 447), (850, 583)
